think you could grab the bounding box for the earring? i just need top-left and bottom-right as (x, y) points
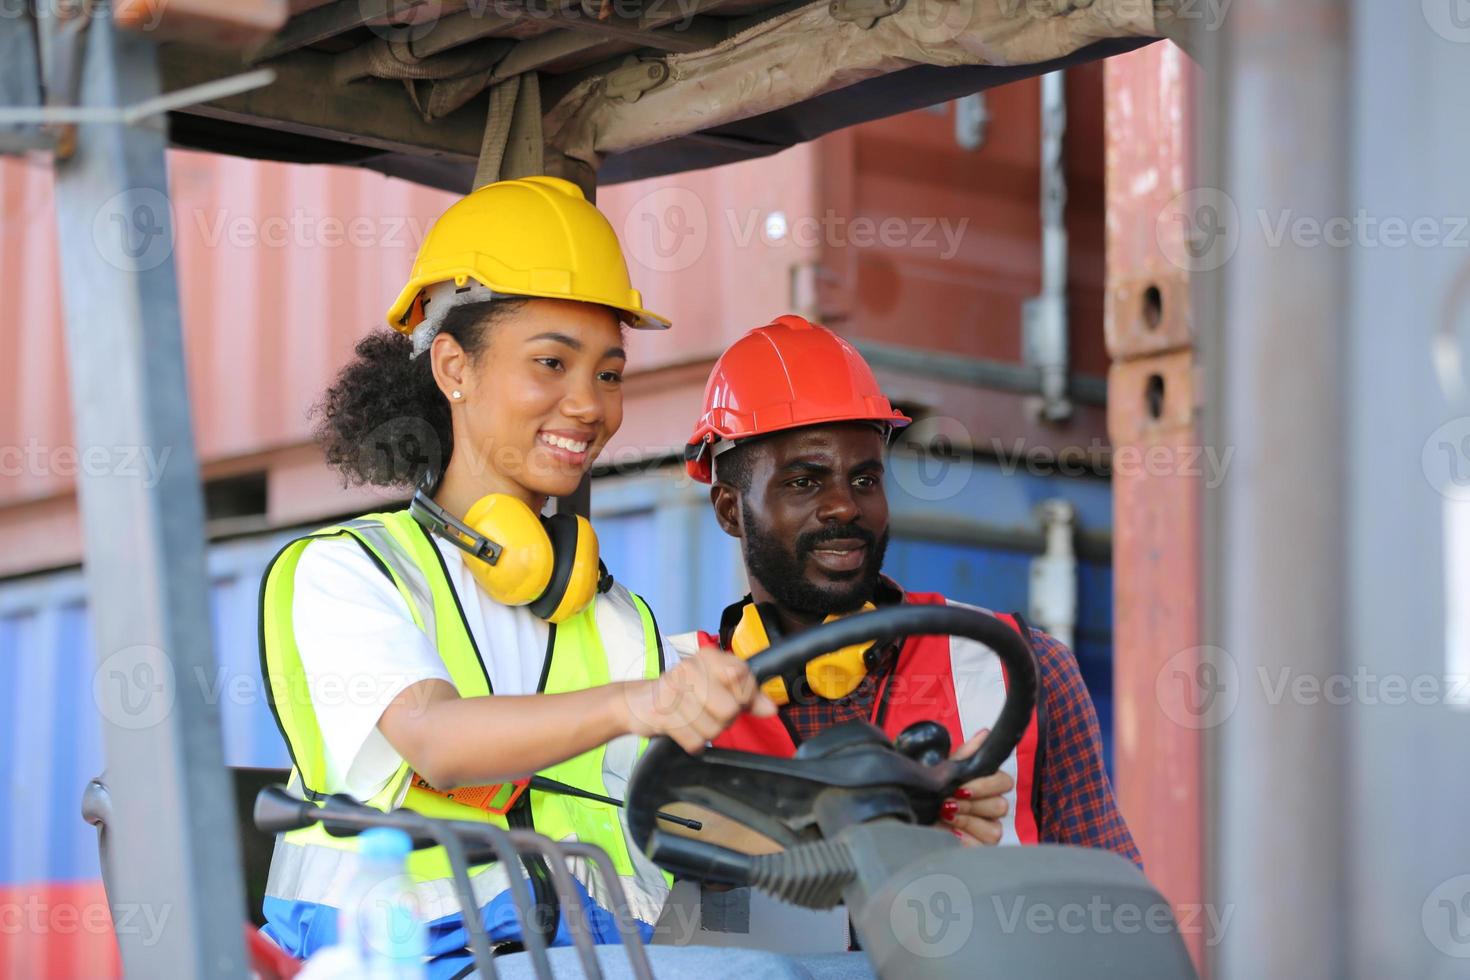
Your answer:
(451, 389), (463, 400)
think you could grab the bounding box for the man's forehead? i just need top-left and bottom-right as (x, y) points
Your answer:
(760, 423), (887, 466)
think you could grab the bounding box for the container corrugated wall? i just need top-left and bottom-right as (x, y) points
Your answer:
(2, 77), (1112, 572)
(0, 533), (294, 978)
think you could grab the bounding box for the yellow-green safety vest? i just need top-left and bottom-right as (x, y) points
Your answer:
(258, 510), (672, 929)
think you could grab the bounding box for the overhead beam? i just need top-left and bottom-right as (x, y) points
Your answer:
(490, 27), (622, 78)
(534, 5), (726, 53)
(252, 0), (415, 60)
(160, 44), (487, 160)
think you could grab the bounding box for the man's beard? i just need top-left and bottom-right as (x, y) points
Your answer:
(741, 502), (889, 618)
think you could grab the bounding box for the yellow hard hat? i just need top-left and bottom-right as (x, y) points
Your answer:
(386, 175), (670, 334)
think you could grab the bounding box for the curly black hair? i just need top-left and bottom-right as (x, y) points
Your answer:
(312, 299), (526, 490)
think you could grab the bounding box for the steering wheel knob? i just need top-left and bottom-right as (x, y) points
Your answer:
(894, 720), (952, 767)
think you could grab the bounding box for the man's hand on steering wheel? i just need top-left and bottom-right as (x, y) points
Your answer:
(942, 728), (1015, 847)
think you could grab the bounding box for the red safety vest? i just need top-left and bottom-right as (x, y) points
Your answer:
(685, 592), (1042, 845)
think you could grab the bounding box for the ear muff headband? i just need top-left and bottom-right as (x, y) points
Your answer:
(410, 481), (505, 565)
(729, 601), (878, 705)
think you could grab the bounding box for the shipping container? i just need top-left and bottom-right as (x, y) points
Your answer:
(1, 71), (1111, 576)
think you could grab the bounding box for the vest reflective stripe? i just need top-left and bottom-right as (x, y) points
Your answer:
(696, 593), (1041, 846)
(259, 510), (671, 928)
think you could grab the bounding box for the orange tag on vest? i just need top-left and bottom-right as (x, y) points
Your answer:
(410, 774), (529, 815)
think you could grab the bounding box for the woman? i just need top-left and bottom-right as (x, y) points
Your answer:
(257, 176), (776, 977)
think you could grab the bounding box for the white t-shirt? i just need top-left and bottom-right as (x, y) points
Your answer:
(291, 533), (556, 800)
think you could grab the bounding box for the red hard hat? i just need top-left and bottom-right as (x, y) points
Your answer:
(685, 314), (911, 483)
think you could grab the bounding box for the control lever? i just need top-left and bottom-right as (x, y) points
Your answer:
(893, 721), (952, 767)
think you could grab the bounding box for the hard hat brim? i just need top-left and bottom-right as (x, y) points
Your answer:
(386, 272), (671, 334)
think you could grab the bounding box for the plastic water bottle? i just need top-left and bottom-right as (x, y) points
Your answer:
(300, 827), (428, 979)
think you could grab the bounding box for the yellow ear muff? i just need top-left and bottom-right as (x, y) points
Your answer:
(730, 604), (792, 706)
(460, 494), (555, 607)
(729, 602), (878, 705)
(532, 514), (601, 624)
(805, 601), (877, 700)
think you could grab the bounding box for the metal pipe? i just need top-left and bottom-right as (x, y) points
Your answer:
(509, 835), (605, 980)
(1024, 69), (1073, 422)
(46, 5), (249, 975)
(1200, 2), (1350, 976)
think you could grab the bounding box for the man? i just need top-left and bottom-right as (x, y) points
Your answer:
(675, 314), (1139, 861)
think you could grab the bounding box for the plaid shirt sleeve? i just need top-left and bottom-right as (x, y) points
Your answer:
(1029, 627), (1143, 868)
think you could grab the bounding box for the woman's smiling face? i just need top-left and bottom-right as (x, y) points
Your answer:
(439, 297), (626, 504)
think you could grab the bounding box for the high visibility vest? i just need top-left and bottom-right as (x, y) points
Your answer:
(679, 592), (1043, 845)
(258, 510), (673, 931)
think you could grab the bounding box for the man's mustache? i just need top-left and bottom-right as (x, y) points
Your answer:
(795, 524), (876, 558)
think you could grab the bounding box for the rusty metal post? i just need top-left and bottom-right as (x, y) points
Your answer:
(1103, 41), (1206, 973)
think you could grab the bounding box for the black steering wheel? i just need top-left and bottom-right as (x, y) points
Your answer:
(625, 604), (1038, 885)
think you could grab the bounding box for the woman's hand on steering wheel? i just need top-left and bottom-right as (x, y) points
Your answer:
(622, 645), (778, 753)
(942, 728), (1016, 847)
